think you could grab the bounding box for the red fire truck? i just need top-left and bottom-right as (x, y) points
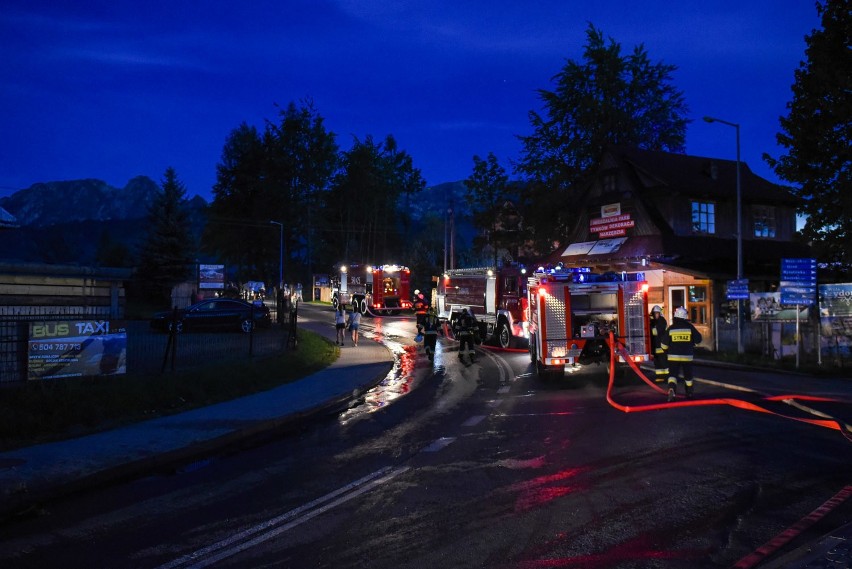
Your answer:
(527, 267), (650, 379)
(436, 265), (529, 348)
(331, 264), (413, 316)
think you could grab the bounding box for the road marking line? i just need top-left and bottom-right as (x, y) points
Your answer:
(462, 415), (487, 427)
(421, 437), (456, 452)
(158, 466), (409, 569)
(497, 386), (510, 394)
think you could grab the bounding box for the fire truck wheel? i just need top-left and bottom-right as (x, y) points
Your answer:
(497, 323), (511, 349)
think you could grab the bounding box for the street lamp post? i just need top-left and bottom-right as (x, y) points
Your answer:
(269, 221), (283, 291)
(703, 116), (743, 354)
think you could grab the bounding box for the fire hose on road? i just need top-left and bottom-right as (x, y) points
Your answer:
(603, 332), (852, 443)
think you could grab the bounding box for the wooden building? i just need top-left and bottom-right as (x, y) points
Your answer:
(543, 146), (811, 349)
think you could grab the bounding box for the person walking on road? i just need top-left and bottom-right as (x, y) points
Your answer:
(347, 306), (362, 346)
(661, 306), (702, 401)
(413, 290), (429, 334)
(423, 307), (442, 361)
(649, 305), (669, 383)
(454, 308), (477, 363)
(334, 305), (347, 345)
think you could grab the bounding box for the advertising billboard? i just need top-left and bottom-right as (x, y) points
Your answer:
(199, 264), (225, 290)
(28, 320), (127, 380)
(819, 283), (852, 359)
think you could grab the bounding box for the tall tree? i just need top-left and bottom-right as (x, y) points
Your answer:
(265, 100), (338, 281)
(137, 167), (197, 301)
(204, 123), (269, 283)
(205, 101), (338, 288)
(516, 23), (689, 251)
(765, 0), (851, 267)
(325, 134), (425, 266)
(464, 153), (516, 265)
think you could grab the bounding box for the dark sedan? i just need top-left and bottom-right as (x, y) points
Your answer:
(150, 298), (272, 334)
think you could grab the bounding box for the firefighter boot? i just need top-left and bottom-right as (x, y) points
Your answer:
(667, 380), (677, 402)
(685, 382), (694, 399)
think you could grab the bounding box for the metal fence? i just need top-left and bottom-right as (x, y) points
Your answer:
(715, 318), (852, 368)
(0, 305), (297, 384)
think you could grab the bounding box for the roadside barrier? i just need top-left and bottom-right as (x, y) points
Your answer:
(604, 333), (852, 443)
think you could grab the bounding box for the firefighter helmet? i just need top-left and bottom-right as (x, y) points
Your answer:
(674, 306), (688, 320)
(651, 305), (662, 314)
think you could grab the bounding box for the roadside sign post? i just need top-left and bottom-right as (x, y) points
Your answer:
(726, 279), (749, 354)
(779, 258), (817, 368)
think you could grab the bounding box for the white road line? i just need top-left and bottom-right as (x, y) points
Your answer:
(158, 466), (409, 569)
(462, 415), (487, 427)
(421, 436), (456, 452)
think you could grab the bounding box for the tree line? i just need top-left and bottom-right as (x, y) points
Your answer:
(139, 9), (849, 301)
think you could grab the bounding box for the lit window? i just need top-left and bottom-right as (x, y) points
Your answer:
(753, 206), (777, 238)
(691, 201), (715, 234)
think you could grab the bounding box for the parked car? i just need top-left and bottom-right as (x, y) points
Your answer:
(150, 298), (272, 334)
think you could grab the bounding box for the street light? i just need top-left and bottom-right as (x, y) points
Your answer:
(269, 220), (283, 290)
(703, 116), (743, 354)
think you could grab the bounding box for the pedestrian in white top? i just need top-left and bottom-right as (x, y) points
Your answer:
(347, 307), (362, 346)
(334, 305), (346, 345)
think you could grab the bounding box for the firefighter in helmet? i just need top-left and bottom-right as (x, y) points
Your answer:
(413, 290), (429, 334)
(422, 307), (442, 361)
(649, 305), (668, 383)
(661, 306), (702, 401)
(454, 308), (477, 363)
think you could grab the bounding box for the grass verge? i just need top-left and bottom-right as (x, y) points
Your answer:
(0, 330), (337, 452)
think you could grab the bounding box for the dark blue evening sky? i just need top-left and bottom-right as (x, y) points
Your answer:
(0, 1), (820, 201)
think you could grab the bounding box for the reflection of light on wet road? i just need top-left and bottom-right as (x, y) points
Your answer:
(338, 317), (424, 424)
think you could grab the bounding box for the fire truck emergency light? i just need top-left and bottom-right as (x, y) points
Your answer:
(641, 283), (649, 293)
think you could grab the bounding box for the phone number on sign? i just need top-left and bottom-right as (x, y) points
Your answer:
(30, 343), (83, 352)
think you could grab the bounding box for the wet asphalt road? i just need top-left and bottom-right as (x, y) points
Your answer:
(1, 305), (850, 568)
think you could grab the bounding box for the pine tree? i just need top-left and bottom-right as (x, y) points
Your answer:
(137, 167), (196, 302)
(516, 23), (689, 251)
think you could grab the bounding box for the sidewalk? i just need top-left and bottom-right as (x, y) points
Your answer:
(0, 318), (394, 521)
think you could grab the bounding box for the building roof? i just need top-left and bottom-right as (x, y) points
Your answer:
(609, 146), (800, 206)
(544, 146), (810, 281)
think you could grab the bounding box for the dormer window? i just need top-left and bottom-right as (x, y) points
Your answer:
(603, 173), (617, 193)
(691, 201), (715, 234)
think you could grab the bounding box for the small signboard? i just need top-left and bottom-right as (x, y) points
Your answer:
(780, 258), (817, 306)
(28, 320), (127, 380)
(726, 279), (749, 301)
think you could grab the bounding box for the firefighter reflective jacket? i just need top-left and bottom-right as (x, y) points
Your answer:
(650, 314), (668, 354)
(661, 318), (702, 361)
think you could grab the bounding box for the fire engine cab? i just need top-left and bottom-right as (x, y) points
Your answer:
(331, 264), (413, 316)
(527, 267), (650, 379)
(436, 265), (528, 348)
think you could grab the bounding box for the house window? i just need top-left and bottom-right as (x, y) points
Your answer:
(688, 285), (708, 325)
(691, 201), (715, 234)
(603, 173), (617, 193)
(753, 205), (777, 238)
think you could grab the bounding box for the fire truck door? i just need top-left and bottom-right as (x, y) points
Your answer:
(486, 274), (496, 314)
